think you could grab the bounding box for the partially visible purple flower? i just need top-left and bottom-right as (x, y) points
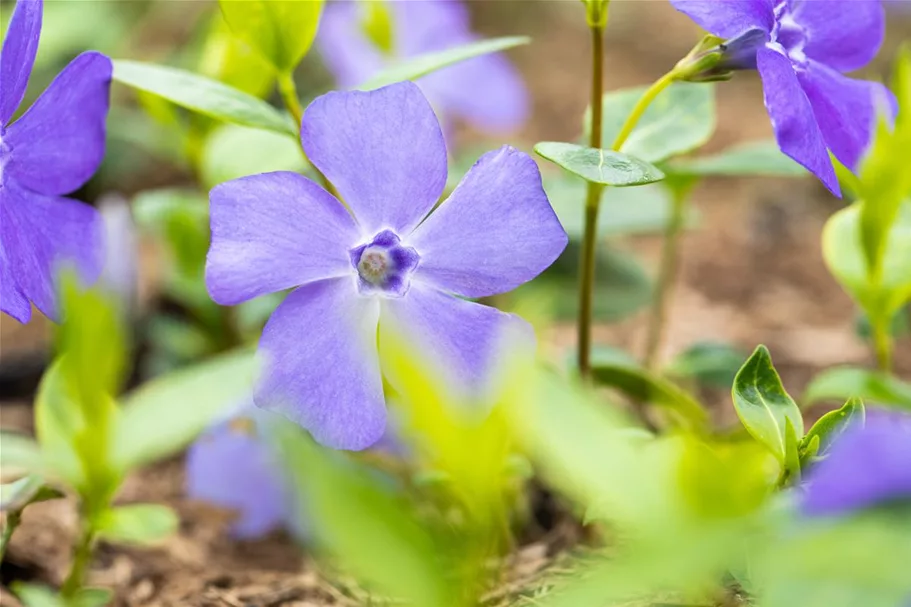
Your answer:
(802, 409), (911, 517)
(670, 0), (891, 196)
(316, 0), (529, 133)
(0, 0), (111, 322)
(205, 82), (566, 451)
(186, 406), (292, 539)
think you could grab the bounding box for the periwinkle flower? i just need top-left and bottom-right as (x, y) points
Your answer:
(206, 82), (567, 451)
(802, 409), (911, 517)
(671, 0), (891, 196)
(0, 0), (111, 322)
(316, 0), (529, 132)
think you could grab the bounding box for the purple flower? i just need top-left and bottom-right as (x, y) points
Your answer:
(186, 406), (293, 539)
(316, 0), (529, 133)
(802, 409), (911, 517)
(671, 0), (891, 196)
(205, 82), (566, 450)
(0, 0), (111, 322)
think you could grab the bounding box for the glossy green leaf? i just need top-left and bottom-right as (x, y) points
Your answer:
(591, 360), (708, 430)
(200, 124), (305, 189)
(665, 341), (746, 389)
(802, 397), (865, 458)
(588, 82), (716, 163)
(803, 367), (911, 410)
(669, 140), (805, 177)
(96, 504), (178, 545)
(277, 425), (453, 607)
(0, 476), (63, 512)
(823, 203), (911, 322)
(732, 345), (803, 462)
(219, 0), (324, 74)
(114, 350), (256, 472)
(534, 142), (665, 187)
(360, 36), (529, 90)
(112, 60), (295, 136)
(0, 433), (49, 477)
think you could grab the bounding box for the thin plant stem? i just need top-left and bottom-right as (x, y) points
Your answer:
(577, 22), (606, 379)
(277, 72), (336, 196)
(611, 70), (678, 152)
(61, 523), (96, 597)
(872, 318), (893, 373)
(0, 510), (22, 564)
(643, 186), (690, 371)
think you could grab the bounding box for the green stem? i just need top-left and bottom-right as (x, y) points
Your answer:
(577, 22), (606, 379)
(0, 510), (22, 564)
(872, 318), (893, 373)
(61, 522), (96, 597)
(643, 187), (690, 371)
(277, 72), (335, 195)
(611, 70), (678, 152)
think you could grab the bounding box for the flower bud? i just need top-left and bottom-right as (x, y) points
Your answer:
(675, 29), (767, 83)
(581, 0), (610, 28)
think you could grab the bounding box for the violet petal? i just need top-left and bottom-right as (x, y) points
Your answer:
(0, 0), (41, 125)
(0, 243), (31, 323)
(791, 0), (885, 73)
(670, 0), (775, 38)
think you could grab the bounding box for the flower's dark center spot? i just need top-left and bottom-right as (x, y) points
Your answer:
(350, 229), (420, 298)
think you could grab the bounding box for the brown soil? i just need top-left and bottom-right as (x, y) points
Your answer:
(2, 2), (910, 605)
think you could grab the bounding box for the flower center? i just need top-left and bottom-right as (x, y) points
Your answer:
(349, 229), (419, 298)
(770, 1), (808, 66)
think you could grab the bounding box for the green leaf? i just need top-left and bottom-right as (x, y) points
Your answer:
(731, 345), (804, 462)
(534, 142), (665, 187)
(588, 82), (716, 163)
(219, 0), (324, 74)
(823, 203), (911, 323)
(590, 359), (708, 430)
(70, 588), (113, 607)
(0, 476), (63, 512)
(132, 188), (210, 279)
(803, 367), (911, 410)
(665, 341), (746, 389)
(198, 13), (274, 98)
(802, 397), (865, 458)
(276, 425), (453, 607)
(668, 140), (805, 177)
(114, 350), (257, 471)
(200, 124), (305, 190)
(112, 60), (294, 136)
(34, 360), (89, 488)
(0, 433), (49, 477)
(360, 36), (529, 91)
(12, 583), (66, 607)
(783, 417), (801, 484)
(96, 504), (178, 545)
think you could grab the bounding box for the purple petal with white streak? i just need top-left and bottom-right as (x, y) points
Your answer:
(256, 278), (385, 451)
(791, 0), (885, 73)
(409, 146), (567, 298)
(669, 0), (774, 38)
(206, 171), (358, 306)
(6, 52), (111, 196)
(0, 0), (41, 125)
(300, 82), (448, 236)
(756, 48), (838, 196)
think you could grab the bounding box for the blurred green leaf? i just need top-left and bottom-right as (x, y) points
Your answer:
(855, 304), (910, 340)
(199, 14), (275, 98)
(219, 0), (324, 74)
(11, 583), (66, 607)
(591, 359), (708, 430)
(132, 188), (210, 280)
(668, 140), (805, 177)
(801, 397), (865, 459)
(0, 476), (63, 513)
(0, 433), (49, 477)
(513, 243), (652, 323)
(277, 425), (453, 607)
(96, 504), (178, 545)
(803, 367), (911, 410)
(361, 36), (529, 90)
(732, 345), (804, 462)
(535, 142), (665, 186)
(200, 124), (305, 189)
(823, 203), (911, 325)
(112, 60), (295, 136)
(34, 360), (89, 488)
(588, 82), (716, 163)
(114, 350), (256, 471)
(69, 588), (113, 607)
(665, 341), (746, 389)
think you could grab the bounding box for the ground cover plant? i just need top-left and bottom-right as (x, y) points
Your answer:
(1, 0), (910, 605)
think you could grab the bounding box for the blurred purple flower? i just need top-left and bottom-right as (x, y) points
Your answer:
(670, 0), (891, 196)
(205, 82), (566, 451)
(802, 409), (911, 517)
(316, 0), (529, 133)
(0, 0), (111, 322)
(186, 407), (292, 539)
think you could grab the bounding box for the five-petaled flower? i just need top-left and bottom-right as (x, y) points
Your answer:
(317, 0), (529, 133)
(802, 408), (911, 517)
(0, 0), (111, 322)
(671, 0), (891, 196)
(206, 82), (567, 451)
